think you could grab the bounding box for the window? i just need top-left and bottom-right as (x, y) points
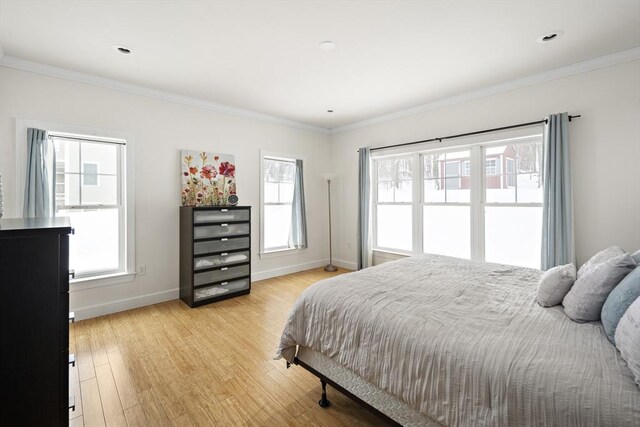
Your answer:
(373, 157), (413, 252)
(53, 134), (128, 278)
(261, 155), (296, 253)
(423, 150), (470, 259)
(372, 133), (543, 269)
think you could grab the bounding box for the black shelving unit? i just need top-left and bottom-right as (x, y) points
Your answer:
(0, 217), (75, 425)
(180, 206), (252, 307)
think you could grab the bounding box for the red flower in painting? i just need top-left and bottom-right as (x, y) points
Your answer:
(200, 165), (217, 180)
(183, 172), (189, 176)
(189, 166), (198, 175)
(218, 162), (235, 178)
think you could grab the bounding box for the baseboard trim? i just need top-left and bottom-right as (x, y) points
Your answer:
(333, 258), (357, 270)
(251, 258), (331, 281)
(71, 288), (179, 321)
(72, 258), (352, 320)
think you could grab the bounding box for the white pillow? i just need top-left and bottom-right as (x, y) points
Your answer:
(536, 264), (576, 307)
(578, 246), (625, 277)
(632, 249), (640, 265)
(615, 296), (640, 388)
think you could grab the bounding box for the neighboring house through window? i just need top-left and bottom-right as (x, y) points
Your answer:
(371, 133), (543, 269)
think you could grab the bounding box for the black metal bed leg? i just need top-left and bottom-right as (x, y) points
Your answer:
(318, 379), (331, 408)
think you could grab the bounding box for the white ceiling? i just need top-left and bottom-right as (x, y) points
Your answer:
(0, 1), (639, 130)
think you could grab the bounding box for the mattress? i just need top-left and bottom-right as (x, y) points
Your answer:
(277, 254), (640, 426)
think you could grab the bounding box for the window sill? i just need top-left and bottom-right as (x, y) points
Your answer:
(70, 271), (136, 292)
(372, 248), (412, 258)
(259, 248), (305, 259)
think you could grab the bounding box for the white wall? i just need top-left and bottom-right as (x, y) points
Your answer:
(0, 67), (332, 319)
(330, 60), (640, 267)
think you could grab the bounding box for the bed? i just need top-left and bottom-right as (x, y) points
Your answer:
(276, 254), (640, 426)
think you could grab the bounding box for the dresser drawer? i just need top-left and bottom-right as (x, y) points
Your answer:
(59, 349), (70, 409)
(194, 209), (250, 224)
(194, 236), (250, 255)
(194, 264), (250, 286)
(194, 223), (250, 239)
(194, 278), (250, 301)
(194, 251), (250, 271)
(59, 293), (69, 351)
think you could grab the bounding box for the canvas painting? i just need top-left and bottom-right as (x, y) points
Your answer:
(181, 151), (236, 206)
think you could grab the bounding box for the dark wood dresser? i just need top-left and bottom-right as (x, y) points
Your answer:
(180, 206), (252, 307)
(0, 217), (74, 425)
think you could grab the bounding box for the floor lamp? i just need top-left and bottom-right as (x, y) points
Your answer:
(322, 173), (337, 272)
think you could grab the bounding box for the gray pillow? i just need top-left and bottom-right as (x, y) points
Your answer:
(577, 246), (625, 277)
(601, 267), (640, 344)
(563, 253), (636, 322)
(632, 249), (640, 265)
(614, 296), (640, 388)
(537, 264), (576, 307)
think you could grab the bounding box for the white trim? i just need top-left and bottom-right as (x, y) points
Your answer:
(70, 272), (136, 292)
(259, 247), (305, 259)
(250, 258), (330, 282)
(333, 258), (357, 271)
(0, 55), (329, 135)
(331, 47), (640, 134)
(71, 287), (177, 321)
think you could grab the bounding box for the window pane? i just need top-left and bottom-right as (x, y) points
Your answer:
(485, 206), (542, 269)
(424, 179), (445, 203)
(486, 175), (515, 203)
(264, 182), (278, 203)
(377, 182), (394, 203)
(515, 142), (542, 174)
(376, 205), (412, 251)
(54, 139), (80, 173)
(82, 163), (98, 186)
(59, 208), (120, 275)
(395, 180), (412, 202)
(81, 175), (118, 205)
(279, 182), (294, 203)
(63, 174), (80, 206)
(264, 204), (292, 250)
(82, 142), (118, 175)
(516, 173), (543, 203)
(423, 153), (444, 180)
(423, 206), (470, 259)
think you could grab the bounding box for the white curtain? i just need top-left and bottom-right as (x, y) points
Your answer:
(24, 128), (55, 218)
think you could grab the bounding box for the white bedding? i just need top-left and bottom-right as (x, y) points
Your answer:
(276, 254), (640, 426)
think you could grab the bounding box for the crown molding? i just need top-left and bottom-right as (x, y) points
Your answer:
(0, 55), (330, 135)
(329, 47), (640, 134)
(1, 47), (638, 136)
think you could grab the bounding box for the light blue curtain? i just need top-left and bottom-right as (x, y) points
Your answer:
(24, 128), (55, 218)
(289, 159), (308, 249)
(357, 147), (371, 269)
(541, 113), (574, 270)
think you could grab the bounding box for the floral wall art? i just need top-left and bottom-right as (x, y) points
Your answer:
(181, 151), (236, 206)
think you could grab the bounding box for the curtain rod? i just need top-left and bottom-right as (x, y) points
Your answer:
(363, 114), (581, 153)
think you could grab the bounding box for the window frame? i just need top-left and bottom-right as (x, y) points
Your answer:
(370, 130), (544, 268)
(15, 120), (136, 289)
(259, 150), (305, 258)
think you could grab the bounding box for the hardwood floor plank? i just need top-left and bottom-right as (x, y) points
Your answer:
(95, 364), (127, 427)
(81, 377), (106, 427)
(70, 268), (391, 426)
(123, 404), (147, 427)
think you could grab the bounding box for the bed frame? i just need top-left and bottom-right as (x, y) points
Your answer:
(288, 357), (402, 426)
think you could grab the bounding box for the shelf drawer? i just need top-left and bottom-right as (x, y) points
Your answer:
(194, 209), (250, 224)
(194, 223), (250, 239)
(194, 236), (250, 255)
(194, 264), (250, 286)
(194, 278), (250, 301)
(194, 251), (250, 270)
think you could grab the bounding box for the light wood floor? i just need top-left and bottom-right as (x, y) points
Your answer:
(69, 268), (393, 426)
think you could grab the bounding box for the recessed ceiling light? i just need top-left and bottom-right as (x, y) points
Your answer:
(320, 41), (336, 50)
(113, 44), (132, 54)
(327, 109), (334, 113)
(537, 31), (563, 44)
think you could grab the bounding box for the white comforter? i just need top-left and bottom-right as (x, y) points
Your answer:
(276, 255), (640, 426)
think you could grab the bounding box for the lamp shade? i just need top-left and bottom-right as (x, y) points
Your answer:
(321, 173), (336, 181)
